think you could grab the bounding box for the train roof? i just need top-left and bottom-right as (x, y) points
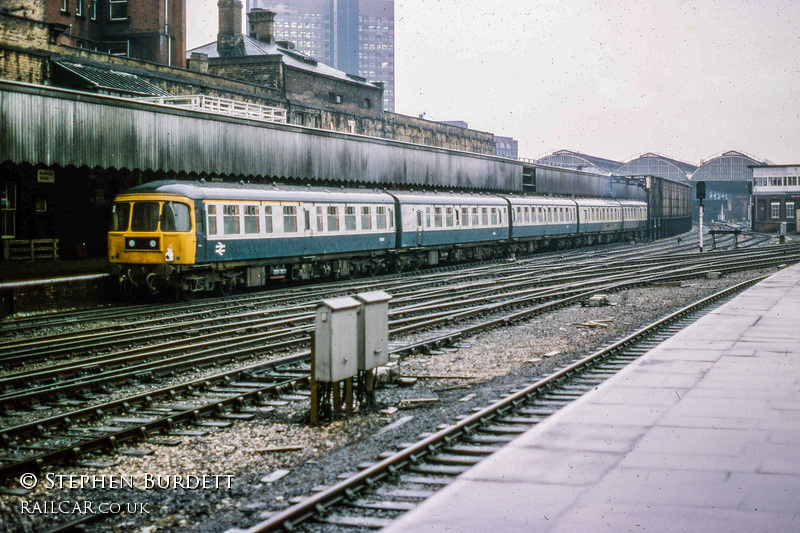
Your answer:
(388, 191), (507, 206)
(118, 180), (394, 204)
(574, 198), (625, 207)
(499, 195), (578, 206)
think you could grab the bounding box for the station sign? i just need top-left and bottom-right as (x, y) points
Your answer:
(37, 169), (55, 183)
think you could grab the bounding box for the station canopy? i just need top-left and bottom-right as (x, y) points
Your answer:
(690, 151), (765, 182)
(617, 153), (698, 182)
(536, 149), (624, 176)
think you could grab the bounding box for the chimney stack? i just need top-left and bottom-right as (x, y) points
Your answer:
(217, 0), (244, 52)
(188, 52), (209, 73)
(248, 9), (276, 44)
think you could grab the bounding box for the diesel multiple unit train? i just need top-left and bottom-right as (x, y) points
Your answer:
(109, 180), (654, 295)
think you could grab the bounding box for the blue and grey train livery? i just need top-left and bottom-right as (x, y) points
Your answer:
(108, 180), (648, 295)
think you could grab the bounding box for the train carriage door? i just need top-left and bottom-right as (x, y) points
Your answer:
(304, 205), (313, 236)
(415, 208), (423, 246)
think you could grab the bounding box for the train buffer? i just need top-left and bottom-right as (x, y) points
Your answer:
(708, 228), (741, 249)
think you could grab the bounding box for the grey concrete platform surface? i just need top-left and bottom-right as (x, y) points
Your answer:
(383, 264), (800, 533)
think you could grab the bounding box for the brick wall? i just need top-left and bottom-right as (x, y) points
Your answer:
(0, 276), (113, 317)
(207, 55), (284, 89)
(286, 66), (383, 119)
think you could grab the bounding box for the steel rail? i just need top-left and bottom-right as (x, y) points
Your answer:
(242, 274), (767, 532)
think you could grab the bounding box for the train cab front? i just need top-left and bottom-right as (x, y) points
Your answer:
(108, 194), (197, 295)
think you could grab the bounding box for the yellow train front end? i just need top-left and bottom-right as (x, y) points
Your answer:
(108, 193), (197, 295)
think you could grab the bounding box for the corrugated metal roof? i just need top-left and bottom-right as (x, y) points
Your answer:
(0, 80), (521, 191)
(53, 61), (172, 97)
(187, 35), (379, 89)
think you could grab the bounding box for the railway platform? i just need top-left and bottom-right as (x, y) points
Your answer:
(383, 263), (800, 533)
(0, 258), (111, 316)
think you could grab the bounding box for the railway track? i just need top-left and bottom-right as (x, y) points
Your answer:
(1, 244), (797, 485)
(0, 244), (795, 412)
(0, 228), (746, 340)
(237, 275), (765, 532)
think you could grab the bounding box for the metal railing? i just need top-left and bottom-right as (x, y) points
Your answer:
(135, 95), (287, 124)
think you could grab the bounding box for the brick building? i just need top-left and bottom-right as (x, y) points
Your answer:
(188, 3), (384, 127)
(17, 0), (186, 67)
(247, 0), (395, 112)
(751, 165), (800, 233)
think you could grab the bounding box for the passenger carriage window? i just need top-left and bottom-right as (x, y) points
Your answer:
(111, 202), (130, 231)
(244, 205), (260, 234)
(345, 206), (357, 231)
(131, 202), (160, 232)
(362, 206), (372, 229)
(472, 207), (479, 226)
(264, 206), (274, 233)
(445, 207), (454, 227)
(316, 206), (324, 231)
(304, 210), (311, 231)
(426, 207), (431, 227)
(491, 208), (498, 225)
(376, 206), (387, 230)
(223, 205), (240, 234)
(389, 208), (394, 228)
(434, 207), (443, 228)
(481, 208), (488, 226)
(283, 205), (298, 233)
(416, 211), (423, 227)
(327, 206), (340, 231)
(462, 207), (470, 226)
(207, 204), (218, 236)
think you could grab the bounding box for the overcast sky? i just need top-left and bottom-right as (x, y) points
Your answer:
(187, 0), (800, 165)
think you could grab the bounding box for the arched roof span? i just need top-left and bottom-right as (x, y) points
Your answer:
(691, 150), (766, 182)
(535, 149), (623, 176)
(617, 153), (698, 182)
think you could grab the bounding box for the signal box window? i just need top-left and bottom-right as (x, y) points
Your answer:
(110, 0), (128, 20)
